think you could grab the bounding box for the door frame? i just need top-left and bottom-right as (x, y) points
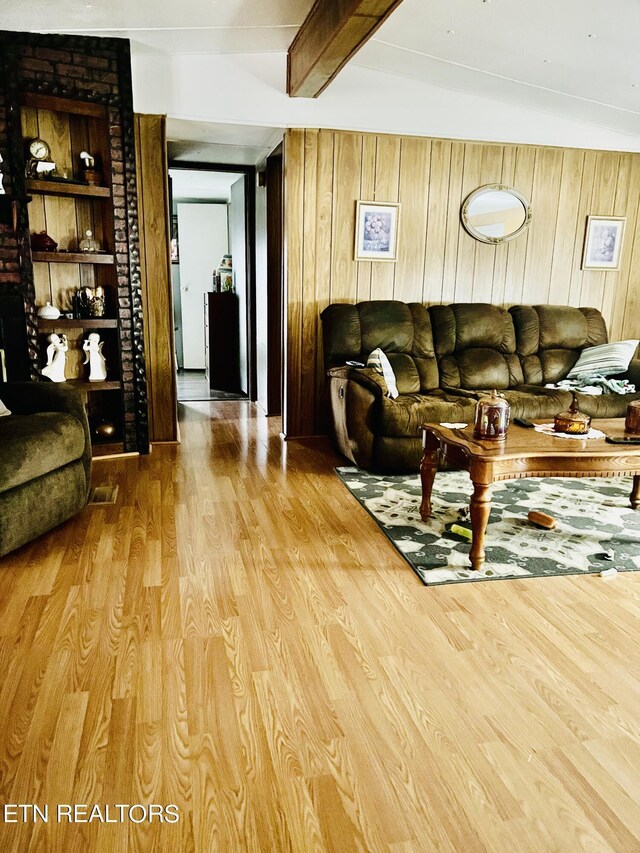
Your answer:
(168, 161), (257, 401)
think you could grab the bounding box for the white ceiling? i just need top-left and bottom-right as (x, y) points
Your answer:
(4, 0), (640, 146)
(167, 119), (284, 166)
(169, 168), (243, 201)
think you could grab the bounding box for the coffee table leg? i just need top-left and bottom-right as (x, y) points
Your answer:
(469, 481), (492, 570)
(420, 432), (439, 520)
(632, 475), (640, 510)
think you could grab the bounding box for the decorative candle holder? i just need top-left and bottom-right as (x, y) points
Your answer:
(554, 393), (591, 435)
(473, 389), (511, 441)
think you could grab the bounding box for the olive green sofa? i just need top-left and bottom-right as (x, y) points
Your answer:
(321, 301), (640, 472)
(0, 382), (91, 557)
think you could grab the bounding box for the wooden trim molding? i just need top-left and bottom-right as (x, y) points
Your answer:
(135, 113), (178, 443)
(287, 0), (405, 98)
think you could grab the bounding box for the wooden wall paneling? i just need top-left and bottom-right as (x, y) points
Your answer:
(315, 131), (337, 430)
(284, 130), (306, 436)
(20, 105), (38, 139)
(602, 153), (634, 329)
(37, 108), (73, 181)
(441, 142), (465, 304)
(29, 197), (51, 307)
(32, 264), (52, 308)
(283, 128), (640, 435)
(423, 140), (451, 304)
(547, 149), (585, 305)
(75, 198), (100, 250)
(579, 152), (620, 311)
(472, 145), (503, 301)
(522, 147), (563, 304)
(502, 146), (536, 305)
(87, 113), (112, 184)
(609, 157), (640, 340)
(28, 196), (46, 234)
(330, 132), (361, 303)
(69, 114), (90, 183)
(63, 327), (84, 379)
(490, 146), (517, 304)
(356, 134), (376, 302)
(49, 264), (80, 314)
(134, 114), (178, 443)
(79, 264), (96, 294)
(44, 196), (77, 250)
(370, 135), (400, 300)
(301, 130), (319, 435)
(567, 151), (597, 306)
(621, 211), (640, 339)
(394, 137), (430, 303)
(453, 143), (483, 302)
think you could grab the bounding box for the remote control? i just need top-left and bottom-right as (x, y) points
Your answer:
(605, 435), (640, 444)
(514, 417), (535, 428)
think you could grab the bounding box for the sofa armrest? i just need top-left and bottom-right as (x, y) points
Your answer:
(348, 367), (387, 397)
(1, 382), (92, 488)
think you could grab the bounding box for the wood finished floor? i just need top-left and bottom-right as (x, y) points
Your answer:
(1, 400), (640, 852)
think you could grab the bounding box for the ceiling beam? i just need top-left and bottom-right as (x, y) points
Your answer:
(287, 0), (405, 98)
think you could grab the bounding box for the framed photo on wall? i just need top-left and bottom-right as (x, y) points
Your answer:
(582, 216), (626, 270)
(354, 201), (400, 261)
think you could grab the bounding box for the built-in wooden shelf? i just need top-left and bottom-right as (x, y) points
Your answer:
(67, 379), (121, 391)
(20, 91), (106, 118)
(26, 179), (110, 198)
(32, 251), (114, 265)
(39, 318), (118, 330)
(92, 441), (125, 458)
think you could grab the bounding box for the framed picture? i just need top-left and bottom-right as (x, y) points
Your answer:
(582, 216), (626, 270)
(354, 201), (400, 261)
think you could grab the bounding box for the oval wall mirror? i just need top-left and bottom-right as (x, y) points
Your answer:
(461, 184), (532, 244)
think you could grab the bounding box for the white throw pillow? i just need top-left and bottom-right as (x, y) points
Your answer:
(367, 348), (399, 398)
(0, 397), (11, 418)
(566, 340), (639, 379)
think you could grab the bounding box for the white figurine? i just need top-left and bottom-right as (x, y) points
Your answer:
(0, 152), (5, 195)
(42, 333), (68, 382)
(82, 332), (107, 382)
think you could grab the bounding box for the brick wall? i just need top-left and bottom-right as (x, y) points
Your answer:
(0, 31), (148, 452)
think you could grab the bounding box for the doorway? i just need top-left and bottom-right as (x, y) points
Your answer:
(169, 164), (256, 403)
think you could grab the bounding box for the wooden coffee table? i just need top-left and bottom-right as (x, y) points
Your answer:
(420, 419), (640, 570)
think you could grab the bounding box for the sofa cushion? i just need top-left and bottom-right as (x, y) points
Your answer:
(0, 412), (86, 495)
(504, 386), (574, 419)
(510, 305), (609, 383)
(379, 391), (476, 438)
(429, 304), (521, 389)
(321, 300), (440, 390)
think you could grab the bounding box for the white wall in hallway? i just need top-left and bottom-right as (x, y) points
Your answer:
(177, 202), (228, 369)
(229, 177), (248, 394)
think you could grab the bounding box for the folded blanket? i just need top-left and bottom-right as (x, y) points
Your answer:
(545, 375), (636, 395)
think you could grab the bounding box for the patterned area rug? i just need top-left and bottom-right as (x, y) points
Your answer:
(336, 467), (640, 586)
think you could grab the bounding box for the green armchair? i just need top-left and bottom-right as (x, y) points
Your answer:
(0, 382), (91, 557)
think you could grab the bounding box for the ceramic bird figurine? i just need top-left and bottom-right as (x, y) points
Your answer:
(42, 333), (68, 382)
(82, 332), (107, 382)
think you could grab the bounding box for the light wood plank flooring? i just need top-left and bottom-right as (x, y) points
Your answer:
(1, 400), (640, 852)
